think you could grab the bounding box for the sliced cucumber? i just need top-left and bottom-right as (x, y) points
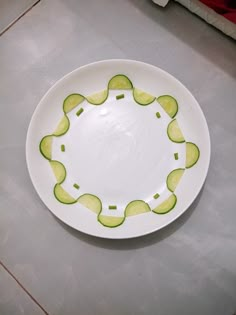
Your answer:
(39, 135), (53, 160)
(186, 142), (200, 168)
(78, 194), (102, 214)
(98, 214), (125, 228)
(108, 74), (133, 90)
(167, 168), (185, 192)
(54, 184), (77, 204)
(125, 200), (151, 217)
(157, 95), (178, 118)
(152, 194), (177, 214)
(50, 160), (66, 184)
(167, 119), (185, 143)
(133, 88), (155, 106)
(86, 89), (108, 105)
(53, 115), (70, 136)
(63, 94), (84, 113)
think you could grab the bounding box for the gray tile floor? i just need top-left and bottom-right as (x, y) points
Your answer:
(0, 0), (236, 314)
(0, 265), (45, 315)
(0, 0), (38, 34)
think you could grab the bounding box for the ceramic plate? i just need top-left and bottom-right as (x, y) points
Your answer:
(26, 59), (210, 239)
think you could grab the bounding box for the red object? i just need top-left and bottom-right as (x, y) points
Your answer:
(199, 0), (236, 23)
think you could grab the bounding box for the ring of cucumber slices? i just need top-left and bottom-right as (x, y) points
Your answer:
(186, 142), (200, 168)
(167, 169), (185, 192)
(133, 88), (155, 106)
(78, 194), (102, 214)
(86, 89), (108, 105)
(63, 94), (84, 113)
(157, 95), (178, 118)
(39, 74), (201, 228)
(53, 115), (70, 136)
(125, 200), (151, 216)
(167, 119), (185, 143)
(152, 194), (177, 214)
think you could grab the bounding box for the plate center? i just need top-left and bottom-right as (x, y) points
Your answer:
(55, 93), (175, 206)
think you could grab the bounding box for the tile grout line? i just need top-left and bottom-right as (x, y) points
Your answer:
(0, 0), (41, 37)
(0, 260), (50, 315)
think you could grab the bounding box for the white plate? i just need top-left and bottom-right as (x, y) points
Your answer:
(26, 59), (210, 239)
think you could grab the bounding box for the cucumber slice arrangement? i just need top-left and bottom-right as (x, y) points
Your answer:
(167, 119), (185, 143)
(53, 115), (70, 136)
(50, 160), (66, 184)
(133, 88), (155, 105)
(39, 135), (53, 160)
(98, 214), (125, 228)
(63, 94), (84, 113)
(157, 95), (178, 118)
(54, 184), (77, 204)
(78, 194), (102, 214)
(108, 74), (133, 89)
(86, 89), (108, 105)
(39, 74), (201, 229)
(186, 142), (200, 168)
(125, 200), (151, 216)
(167, 168), (185, 192)
(152, 194), (177, 214)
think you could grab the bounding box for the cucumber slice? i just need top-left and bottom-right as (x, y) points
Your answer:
(78, 194), (102, 214)
(157, 95), (178, 118)
(125, 200), (151, 217)
(98, 214), (125, 228)
(186, 142), (200, 168)
(39, 135), (53, 160)
(53, 115), (70, 136)
(108, 75), (133, 90)
(152, 194), (177, 214)
(86, 89), (108, 105)
(63, 94), (84, 113)
(167, 168), (185, 192)
(167, 119), (185, 143)
(54, 184), (77, 204)
(133, 88), (155, 106)
(50, 160), (66, 184)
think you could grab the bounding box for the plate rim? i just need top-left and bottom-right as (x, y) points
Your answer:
(26, 59), (211, 239)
